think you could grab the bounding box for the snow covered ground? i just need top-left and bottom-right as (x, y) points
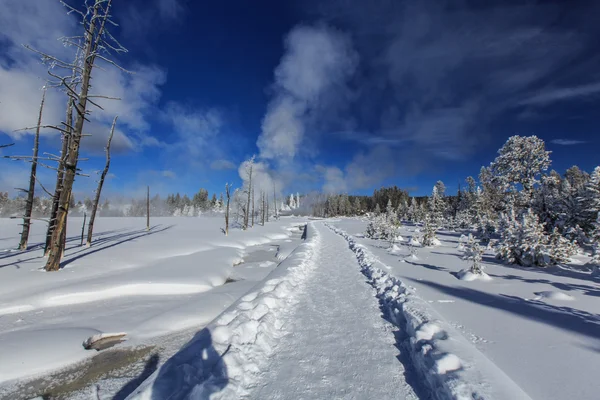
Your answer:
(2, 217), (599, 399)
(0, 216), (307, 398)
(330, 218), (600, 400)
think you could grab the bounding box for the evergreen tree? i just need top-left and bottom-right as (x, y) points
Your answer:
(463, 234), (485, 274)
(496, 208), (549, 267)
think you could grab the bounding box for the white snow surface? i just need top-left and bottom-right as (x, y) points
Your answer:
(328, 224), (532, 400)
(128, 222), (419, 400)
(0, 216), (306, 387)
(330, 219), (600, 400)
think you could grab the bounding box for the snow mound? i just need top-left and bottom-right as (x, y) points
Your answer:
(405, 254), (419, 261)
(409, 237), (421, 246)
(435, 353), (462, 374)
(387, 244), (403, 255)
(456, 269), (493, 282)
(533, 291), (575, 301)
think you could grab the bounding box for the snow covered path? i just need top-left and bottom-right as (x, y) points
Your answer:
(250, 222), (418, 400)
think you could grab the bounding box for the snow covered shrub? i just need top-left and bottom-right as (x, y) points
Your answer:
(565, 224), (589, 246)
(463, 235), (485, 274)
(421, 214), (439, 247)
(365, 220), (378, 239)
(477, 217), (495, 245)
(547, 227), (578, 265)
(496, 208), (550, 267)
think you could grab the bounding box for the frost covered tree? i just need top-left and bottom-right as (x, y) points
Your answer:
(578, 166), (600, 233)
(421, 213), (439, 247)
(496, 208), (549, 266)
(374, 203), (381, 215)
(547, 227), (578, 265)
(489, 135), (551, 206)
(463, 234), (485, 274)
(428, 185), (445, 229)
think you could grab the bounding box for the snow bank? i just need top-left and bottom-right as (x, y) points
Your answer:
(456, 269), (493, 282)
(327, 224), (532, 400)
(532, 291), (575, 301)
(127, 223), (317, 399)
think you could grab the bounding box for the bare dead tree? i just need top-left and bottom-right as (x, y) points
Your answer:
(243, 156), (254, 230)
(41, 0), (128, 271)
(266, 191), (269, 223)
(146, 186), (150, 231)
(44, 98), (73, 256)
(261, 191), (265, 226)
(44, 47), (80, 256)
(251, 187), (255, 227)
(225, 183), (231, 235)
(86, 116), (116, 247)
(18, 87), (47, 250)
(273, 184), (278, 220)
(80, 212), (86, 246)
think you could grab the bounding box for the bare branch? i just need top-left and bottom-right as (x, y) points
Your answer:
(34, 174), (54, 197)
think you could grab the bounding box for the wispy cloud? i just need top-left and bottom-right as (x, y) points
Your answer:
(264, 0), (600, 192)
(520, 82), (600, 106)
(210, 159), (236, 170)
(550, 139), (588, 146)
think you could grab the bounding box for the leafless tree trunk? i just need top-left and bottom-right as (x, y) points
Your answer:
(261, 191), (265, 226)
(86, 116), (116, 247)
(18, 88), (46, 250)
(244, 157), (254, 230)
(225, 183), (231, 235)
(45, 117), (70, 256)
(251, 188), (255, 227)
(80, 212), (86, 246)
(266, 191), (269, 223)
(273, 184), (278, 220)
(46, 0), (120, 271)
(44, 47), (79, 257)
(146, 186), (150, 231)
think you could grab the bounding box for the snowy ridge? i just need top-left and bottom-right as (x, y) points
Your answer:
(127, 223), (317, 400)
(326, 223), (532, 400)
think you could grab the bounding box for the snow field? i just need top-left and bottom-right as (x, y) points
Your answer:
(327, 223), (533, 400)
(0, 217), (307, 392)
(126, 223), (318, 399)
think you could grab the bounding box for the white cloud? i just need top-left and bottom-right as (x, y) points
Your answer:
(520, 82), (600, 106)
(550, 139), (588, 146)
(162, 102), (222, 157)
(257, 25), (357, 163)
(210, 159), (236, 170)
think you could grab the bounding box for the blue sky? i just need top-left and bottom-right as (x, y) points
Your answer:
(1, 0), (599, 200)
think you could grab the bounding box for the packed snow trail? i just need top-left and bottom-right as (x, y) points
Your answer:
(249, 222), (419, 399)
